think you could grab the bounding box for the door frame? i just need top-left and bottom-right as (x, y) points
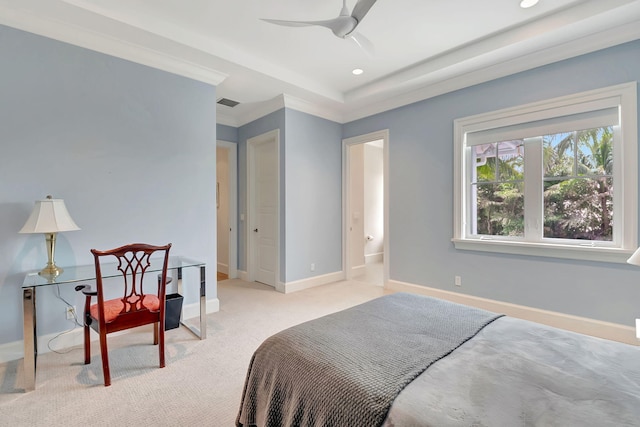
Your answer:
(247, 129), (281, 288)
(342, 129), (390, 284)
(216, 140), (238, 279)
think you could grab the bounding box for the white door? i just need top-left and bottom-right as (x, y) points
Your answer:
(248, 130), (279, 287)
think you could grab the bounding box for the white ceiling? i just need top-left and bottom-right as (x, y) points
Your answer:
(2, 0), (640, 126)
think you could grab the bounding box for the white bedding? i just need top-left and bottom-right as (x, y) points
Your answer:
(383, 316), (640, 427)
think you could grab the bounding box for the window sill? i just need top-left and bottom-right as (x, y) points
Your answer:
(452, 238), (633, 264)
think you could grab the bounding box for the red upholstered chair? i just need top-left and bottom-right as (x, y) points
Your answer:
(76, 243), (172, 386)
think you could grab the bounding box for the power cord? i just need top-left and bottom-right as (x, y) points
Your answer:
(47, 284), (84, 354)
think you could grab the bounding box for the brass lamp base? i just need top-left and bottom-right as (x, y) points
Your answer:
(38, 232), (63, 279)
(38, 264), (64, 278)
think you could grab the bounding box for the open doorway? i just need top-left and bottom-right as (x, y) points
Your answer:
(343, 130), (389, 286)
(216, 140), (238, 282)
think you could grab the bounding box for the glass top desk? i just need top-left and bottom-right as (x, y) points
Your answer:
(21, 256), (206, 391)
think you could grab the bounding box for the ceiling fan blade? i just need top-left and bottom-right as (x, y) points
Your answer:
(347, 32), (375, 57)
(263, 17), (356, 38)
(351, 0), (378, 23)
(261, 18), (319, 28)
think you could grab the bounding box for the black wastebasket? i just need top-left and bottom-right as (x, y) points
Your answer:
(165, 293), (184, 330)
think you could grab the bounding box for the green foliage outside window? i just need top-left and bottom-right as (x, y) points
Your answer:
(543, 127), (613, 240)
(473, 127), (613, 241)
(474, 141), (524, 237)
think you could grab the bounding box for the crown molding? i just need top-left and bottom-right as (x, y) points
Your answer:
(342, 18), (640, 124)
(236, 96), (286, 127)
(282, 94), (344, 124)
(0, 4), (228, 87)
(217, 93), (344, 127)
(60, 0), (344, 104)
(3, 1), (638, 129)
(216, 111), (239, 128)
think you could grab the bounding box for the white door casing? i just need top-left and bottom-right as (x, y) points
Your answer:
(343, 130), (390, 284)
(349, 143), (366, 273)
(248, 130), (280, 287)
(216, 140), (238, 279)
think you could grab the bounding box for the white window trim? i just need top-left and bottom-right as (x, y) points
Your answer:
(453, 82), (638, 263)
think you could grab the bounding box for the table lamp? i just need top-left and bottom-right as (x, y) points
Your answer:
(19, 195), (80, 278)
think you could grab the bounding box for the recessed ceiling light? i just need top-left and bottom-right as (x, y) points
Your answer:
(520, 0), (539, 8)
(352, 68), (364, 76)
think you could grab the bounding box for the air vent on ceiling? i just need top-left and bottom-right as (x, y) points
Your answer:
(217, 98), (240, 108)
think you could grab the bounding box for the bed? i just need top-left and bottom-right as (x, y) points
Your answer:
(236, 292), (640, 426)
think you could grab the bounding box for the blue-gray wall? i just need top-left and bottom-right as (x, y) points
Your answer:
(284, 109), (342, 282)
(0, 25), (217, 346)
(217, 123), (238, 143)
(344, 40), (640, 326)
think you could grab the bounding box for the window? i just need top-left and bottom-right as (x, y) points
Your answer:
(453, 83), (637, 263)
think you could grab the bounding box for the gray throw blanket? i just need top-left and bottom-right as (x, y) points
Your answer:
(236, 292), (503, 427)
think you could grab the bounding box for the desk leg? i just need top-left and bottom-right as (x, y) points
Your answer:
(199, 265), (206, 339)
(178, 266), (206, 340)
(23, 287), (36, 391)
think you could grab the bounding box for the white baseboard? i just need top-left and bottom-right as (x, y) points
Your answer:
(182, 297), (220, 319)
(207, 297), (220, 314)
(275, 281), (286, 293)
(387, 280), (638, 346)
(217, 262), (229, 275)
(235, 270), (282, 291)
(235, 270), (343, 295)
(0, 339), (30, 364)
(0, 325), (100, 364)
(238, 270), (249, 282)
(351, 264), (365, 276)
(365, 253), (383, 264)
(281, 271), (345, 294)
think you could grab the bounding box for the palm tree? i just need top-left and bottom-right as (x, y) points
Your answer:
(543, 127), (613, 240)
(475, 142), (524, 236)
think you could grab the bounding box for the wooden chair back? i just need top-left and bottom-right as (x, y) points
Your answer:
(91, 243), (171, 332)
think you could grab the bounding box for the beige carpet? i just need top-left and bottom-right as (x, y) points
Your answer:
(0, 275), (389, 426)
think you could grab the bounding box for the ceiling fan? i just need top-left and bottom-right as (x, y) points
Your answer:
(262, 0), (378, 55)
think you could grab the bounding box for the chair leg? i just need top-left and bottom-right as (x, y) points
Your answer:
(153, 322), (158, 345)
(159, 324), (165, 369)
(99, 333), (111, 387)
(83, 320), (91, 364)
(83, 298), (91, 364)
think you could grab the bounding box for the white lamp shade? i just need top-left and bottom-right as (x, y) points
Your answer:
(19, 197), (80, 234)
(626, 247), (640, 266)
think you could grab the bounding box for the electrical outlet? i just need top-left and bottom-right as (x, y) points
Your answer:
(454, 276), (462, 287)
(310, 263), (316, 272)
(66, 306), (76, 320)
